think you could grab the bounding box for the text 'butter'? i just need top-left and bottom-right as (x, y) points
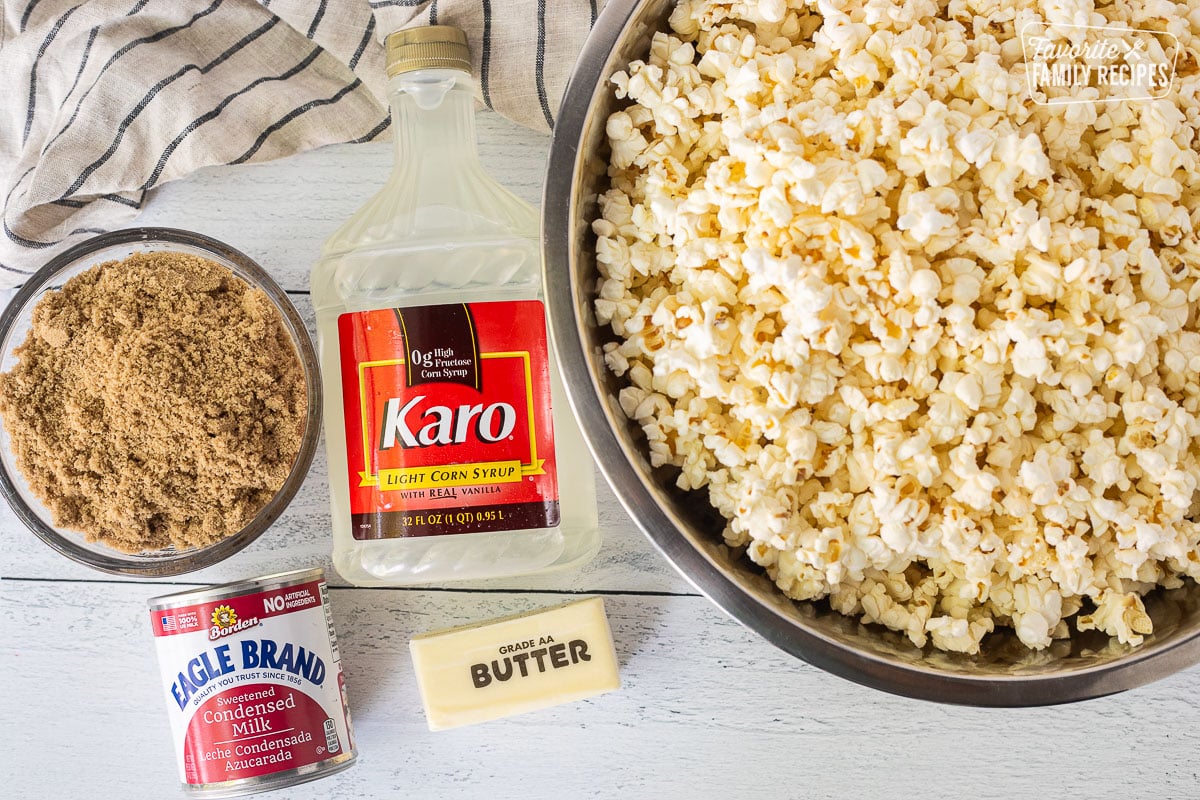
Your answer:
(409, 597), (620, 730)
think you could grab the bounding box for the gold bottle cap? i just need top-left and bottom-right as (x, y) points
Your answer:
(385, 26), (471, 78)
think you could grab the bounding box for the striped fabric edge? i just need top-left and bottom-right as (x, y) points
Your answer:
(8, 14), (388, 263)
(20, 0), (43, 34)
(480, 0), (493, 109)
(40, 0), (224, 158)
(137, 46), (326, 191)
(349, 115), (391, 143)
(59, 26), (100, 115)
(52, 192), (142, 209)
(3, 0), (599, 275)
(307, 0), (327, 39)
(229, 77), (369, 165)
(51, 0), (150, 128)
(368, 0), (428, 8)
(23, 6), (79, 145)
(60, 17), (284, 198)
(535, 0), (553, 129)
(348, 14), (376, 71)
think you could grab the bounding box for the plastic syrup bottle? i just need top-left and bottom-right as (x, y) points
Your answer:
(311, 26), (599, 586)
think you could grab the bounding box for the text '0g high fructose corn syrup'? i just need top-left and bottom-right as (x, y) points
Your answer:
(311, 26), (599, 585)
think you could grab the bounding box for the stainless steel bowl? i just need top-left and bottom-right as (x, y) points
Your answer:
(542, 0), (1200, 705)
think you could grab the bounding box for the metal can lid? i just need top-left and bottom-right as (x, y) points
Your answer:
(385, 25), (471, 78)
(147, 566), (326, 611)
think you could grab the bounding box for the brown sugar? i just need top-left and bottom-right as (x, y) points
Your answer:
(0, 251), (307, 553)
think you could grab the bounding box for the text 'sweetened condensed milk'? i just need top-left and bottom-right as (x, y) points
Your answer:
(149, 568), (355, 796)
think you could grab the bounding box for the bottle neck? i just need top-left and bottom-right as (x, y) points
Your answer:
(388, 69), (479, 171)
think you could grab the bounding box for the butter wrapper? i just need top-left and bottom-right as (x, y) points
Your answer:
(409, 597), (621, 730)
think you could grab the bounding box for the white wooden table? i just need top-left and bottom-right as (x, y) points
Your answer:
(3, 113), (1199, 800)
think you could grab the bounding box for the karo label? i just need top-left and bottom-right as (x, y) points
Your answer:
(338, 301), (560, 539)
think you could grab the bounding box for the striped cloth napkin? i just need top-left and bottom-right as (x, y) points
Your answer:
(0, 0), (601, 280)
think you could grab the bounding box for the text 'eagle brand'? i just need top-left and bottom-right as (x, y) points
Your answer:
(149, 570), (356, 791)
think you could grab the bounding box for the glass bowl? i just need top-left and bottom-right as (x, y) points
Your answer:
(0, 228), (321, 576)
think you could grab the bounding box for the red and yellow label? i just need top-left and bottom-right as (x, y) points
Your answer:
(338, 301), (560, 538)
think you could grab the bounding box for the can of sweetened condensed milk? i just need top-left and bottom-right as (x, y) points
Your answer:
(148, 568), (356, 796)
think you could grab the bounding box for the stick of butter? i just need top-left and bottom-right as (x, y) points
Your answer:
(409, 597), (621, 730)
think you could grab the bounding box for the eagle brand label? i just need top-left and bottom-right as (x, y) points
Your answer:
(149, 571), (355, 794)
(338, 301), (560, 539)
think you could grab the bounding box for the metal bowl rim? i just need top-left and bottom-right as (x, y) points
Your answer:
(541, 0), (1200, 706)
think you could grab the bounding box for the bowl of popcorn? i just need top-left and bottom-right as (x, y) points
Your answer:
(543, 0), (1200, 704)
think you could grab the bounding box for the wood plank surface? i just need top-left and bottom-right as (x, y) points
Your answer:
(131, 113), (551, 294)
(3, 581), (1199, 800)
